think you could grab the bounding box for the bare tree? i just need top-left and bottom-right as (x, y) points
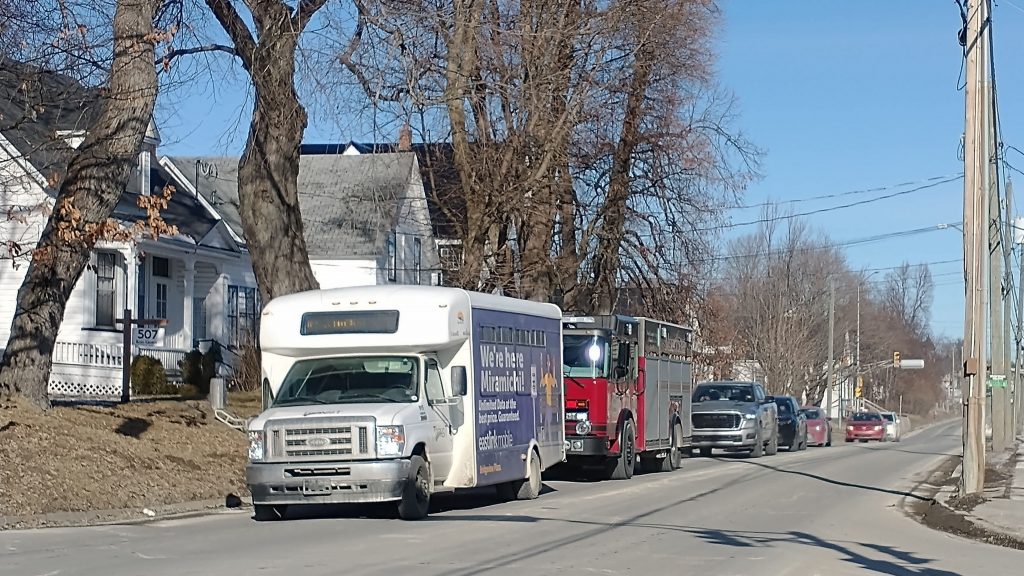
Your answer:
(327, 0), (758, 310)
(881, 262), (934, 335)
(723, 208), (843, 397)
(198, 0), (326, 304)
(0, 0), (163, 409)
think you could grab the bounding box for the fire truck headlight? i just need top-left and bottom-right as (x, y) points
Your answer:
(575, 420), (593, 435)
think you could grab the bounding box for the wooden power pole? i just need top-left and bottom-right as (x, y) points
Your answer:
(962, 0), (991, 496)
(827, 277), (835, 420)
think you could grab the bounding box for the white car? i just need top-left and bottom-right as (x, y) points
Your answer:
(880, 412), (901, 442)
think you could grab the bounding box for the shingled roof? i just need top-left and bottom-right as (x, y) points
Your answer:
(0, 58), (97, 188)
(166, 153), (424, 259)
(302, 141), (466, 240)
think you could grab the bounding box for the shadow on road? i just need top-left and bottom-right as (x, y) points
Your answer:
(276, 484), (559, 521)
(717, 457), (936, 502)
(681, 526), (962, 576)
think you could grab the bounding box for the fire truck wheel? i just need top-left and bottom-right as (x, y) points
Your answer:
(610, 420), (636, 480)
(397, 455), (431, 520)
(661, 422), (683, 472)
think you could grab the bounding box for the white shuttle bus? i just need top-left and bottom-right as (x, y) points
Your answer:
(246, 285), (566, 520)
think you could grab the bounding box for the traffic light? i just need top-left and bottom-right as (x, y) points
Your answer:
(893, 351), (901, 368)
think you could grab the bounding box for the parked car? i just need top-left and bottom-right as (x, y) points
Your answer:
(773, 395), (808, 451)
(845, 412), (886, 442)
(880, 412), (902, 442)
(690, 380), (779, 458)
(800, 406), (831, 447)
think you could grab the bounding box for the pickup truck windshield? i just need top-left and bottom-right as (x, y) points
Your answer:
(692, 384), (756, 403)
(563, 335), (610, 378)
(273, 356), (419, 407)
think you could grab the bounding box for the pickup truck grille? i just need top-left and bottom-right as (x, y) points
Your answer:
(692, 412), (742, 429)
(264, 417), (376, 462)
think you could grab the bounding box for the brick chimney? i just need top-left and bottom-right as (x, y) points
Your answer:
(398, 123), (412, 151)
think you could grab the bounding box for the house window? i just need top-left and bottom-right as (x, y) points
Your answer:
(95, 252), (117, 328)
(136, 260), (145, 317)
(152, 256), (170, 278)
(386, 231), (397, 282)
(193, 297), (207, 343)
(413, 238), (421, 285)
(228, 285), (258, 347)
(155, 282), (168, 319)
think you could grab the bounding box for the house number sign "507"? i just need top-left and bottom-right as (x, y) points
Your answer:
(134, 326), (165, 347)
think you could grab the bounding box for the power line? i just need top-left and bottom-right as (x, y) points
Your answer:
(732, 173), (964, 210)
(699, 175), (963, 232)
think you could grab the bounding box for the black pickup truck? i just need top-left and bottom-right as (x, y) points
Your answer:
(689, 380), (779, 458)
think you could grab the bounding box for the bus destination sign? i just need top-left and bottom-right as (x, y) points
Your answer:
(300, 310), (400, 336)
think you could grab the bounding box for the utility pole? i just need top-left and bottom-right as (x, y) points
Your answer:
(827, 277), (835, 421)
(1015, 212), (1024, 438)
(991, 138), (1006, 453)
(1002, 181), (1014, 446)
(962, 0), (991, 496)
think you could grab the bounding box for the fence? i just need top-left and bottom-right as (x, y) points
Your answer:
(47, 341), (187, 398)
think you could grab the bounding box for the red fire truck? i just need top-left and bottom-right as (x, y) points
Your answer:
(561, 314), (694, 479)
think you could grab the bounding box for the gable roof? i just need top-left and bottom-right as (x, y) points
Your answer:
(0, 58), (98, 187)
(302, 141), (466, 240)
(112, 160), (221, 244)
(166, 153), (423, 260)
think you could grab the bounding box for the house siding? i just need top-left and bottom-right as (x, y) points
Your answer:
(311, 259), (377, 289)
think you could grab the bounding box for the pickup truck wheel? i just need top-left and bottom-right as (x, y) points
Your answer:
(765, 429), (778, 456)
(749, 431), (764, 458)
(661, 423), (683, 472)
(610, 420), (636, 480)
(253, 504), (287, 522)
(397, 455), (431, 520)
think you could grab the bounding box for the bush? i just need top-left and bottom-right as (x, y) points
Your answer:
(230, 339), (261, 392)
(178, 341), (223, 395)
(131, 355), (171, 396)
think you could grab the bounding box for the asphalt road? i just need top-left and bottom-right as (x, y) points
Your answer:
(2, 419), (1018, 576)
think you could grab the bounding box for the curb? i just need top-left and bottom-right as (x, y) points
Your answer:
(0, 496), (254, 531)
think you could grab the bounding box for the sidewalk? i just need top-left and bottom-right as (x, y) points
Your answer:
(967, 441), (1024, 539)
(922, 440), (1024, 549)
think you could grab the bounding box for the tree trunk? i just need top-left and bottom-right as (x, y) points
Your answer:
(204, 0), (326, 305)
(0, 0), (161, 409)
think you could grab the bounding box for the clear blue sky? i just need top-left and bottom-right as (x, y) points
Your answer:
(155, 0), (1024, 342)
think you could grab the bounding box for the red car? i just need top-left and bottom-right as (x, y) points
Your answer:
(845, 412), (886, 442)
(800, 406), (831, 447)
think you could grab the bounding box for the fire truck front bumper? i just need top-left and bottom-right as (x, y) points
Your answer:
(564, 435), (610, 457)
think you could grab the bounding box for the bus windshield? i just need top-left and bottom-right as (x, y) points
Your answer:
(273, 355), (419, 407)
(563, 335), (610, 378)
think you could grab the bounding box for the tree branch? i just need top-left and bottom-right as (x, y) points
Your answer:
(204, 0), (257, 71)
(156, 43), (238, 70)
(338, 0), (405, 103)
(293, 0), (329, 32)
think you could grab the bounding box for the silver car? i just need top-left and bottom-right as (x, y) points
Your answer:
(880, 412), (901, 442)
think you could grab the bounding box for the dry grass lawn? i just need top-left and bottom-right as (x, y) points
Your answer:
(0, 391), (263, 518)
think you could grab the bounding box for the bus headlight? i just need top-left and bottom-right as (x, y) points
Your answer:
(377, 425), (406, 457)
(575, 420), (593, 435)
(248, 430), (265, 461)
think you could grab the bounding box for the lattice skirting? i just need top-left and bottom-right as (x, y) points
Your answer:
(49, 365), (122, 398)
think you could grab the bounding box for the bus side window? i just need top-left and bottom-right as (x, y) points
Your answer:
(425, 360), (445, 402)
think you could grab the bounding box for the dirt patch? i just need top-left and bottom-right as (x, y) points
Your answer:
(0, 392), (259, 521)
(947, 492), (986, 512)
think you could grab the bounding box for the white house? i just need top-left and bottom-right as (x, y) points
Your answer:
(164, 151), (442, 290)
(0, 62), (441, 398)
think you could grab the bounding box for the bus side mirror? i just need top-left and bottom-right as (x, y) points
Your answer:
(452, 366), (468, 396)
(614, 365), (628, 379)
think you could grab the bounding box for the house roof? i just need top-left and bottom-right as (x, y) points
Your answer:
(166, 153), (422, 260)
(302, 141), (465, 240)
(113, 160), (220, 244)
(0, 58), (97, 187)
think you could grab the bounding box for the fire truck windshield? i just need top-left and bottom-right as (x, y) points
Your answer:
(563, 335), (610, 378)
